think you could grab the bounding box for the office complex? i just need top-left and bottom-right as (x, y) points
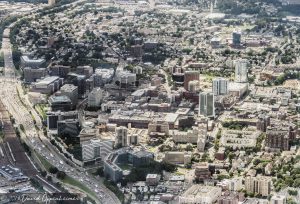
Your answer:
(20, 56), (45, 69)
(49, 95), (72, 111)
(23, 67), (47, 83)
(82, 139), (101, 162)
(60, 84), (78, 107)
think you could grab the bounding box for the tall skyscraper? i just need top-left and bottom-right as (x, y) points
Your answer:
(232, 31), (241, 46)
(199, 92), (215, 118)
(213, 77), (228, 96)
(184, 70), (199, 91)
(235, 60), (248, 83)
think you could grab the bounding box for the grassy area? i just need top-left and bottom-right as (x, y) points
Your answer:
(118, 163), (132, 170)
(103, 180), (124, 202)
(35, 104), (47, 120)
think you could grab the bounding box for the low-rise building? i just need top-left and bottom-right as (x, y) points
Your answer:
(88, 87), (104, 108)
(270, 195), (286, 204)
(164, 152), (191, 165)
(146, 174), (160, 186)
(32, 76), (63, 94)
(23, 67), (47, 83)
(60, 84), (78, 107)
(194, 162), (211, 182)
(179, 185), (222, 204)
(49, 95), (72, 111)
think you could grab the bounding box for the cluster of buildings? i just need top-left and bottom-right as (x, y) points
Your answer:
(9, 0), (300, 202)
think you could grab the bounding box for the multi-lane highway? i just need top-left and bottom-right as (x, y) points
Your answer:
(0, 26), (120, 204)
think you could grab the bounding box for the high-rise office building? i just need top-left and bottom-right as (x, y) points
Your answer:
(199, 92), (215, 118)
(184, 70), (199, 91)
(232, 31), (241, 46)
(235, 60), (248, 83)
(213, 77), (228, 96)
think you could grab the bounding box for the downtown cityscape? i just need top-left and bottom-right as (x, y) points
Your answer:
(0, 0), (300, 203)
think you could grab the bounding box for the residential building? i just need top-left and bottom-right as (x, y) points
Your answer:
(213, 77), (228, 96)
(245, 176), (271, 197)
(235, 59), (248, 83)
(172, 126), (198, 143)
(115, 126), (128, 147)
(216, 177), (243, 191)
(184, 70), (199, 91)
(164, 152), (191, 165)
(265, 124), (295, 151)
(270, 195), (286, 204)
(127, 134), (138, 145)
(199, 92), (215, 118)
(256, 114), (270, 132)
(228, 82), (248, 99)
(179, 185), (222, 204)
(194, 163), (211, 182)
(148, 121), (169, 136)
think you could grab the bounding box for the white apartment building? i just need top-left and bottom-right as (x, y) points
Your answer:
(213, 77), (228, 95)
(115, 126), (128, 147)
(235, 59), (248, 83)
(245, 176), (271, 197)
